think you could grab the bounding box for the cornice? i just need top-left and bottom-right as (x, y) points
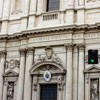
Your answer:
(0, 24), (100, 40)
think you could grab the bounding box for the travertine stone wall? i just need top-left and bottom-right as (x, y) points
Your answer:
(0, 0), (100, 34)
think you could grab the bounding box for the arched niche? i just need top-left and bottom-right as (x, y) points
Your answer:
(30, 61), (66, 100)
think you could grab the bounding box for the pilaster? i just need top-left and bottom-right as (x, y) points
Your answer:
(17, 48), (26, 100)
(0, 0), (3, 19)
(77, 9), (85, 25)
(78, 44), (85, 100)
(2, 0), (11, 19)
(37, 0), (43, 15)
(65, 44), (73, 100)
(23, 47), (34, 100)
(73, 45), (78, 100)
(28, 0), (37, 29)
(0, 50), (6, 100)
(1, 21), (8, 34)
(2, 81), (7, 100)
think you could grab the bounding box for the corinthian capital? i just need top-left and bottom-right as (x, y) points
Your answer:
(65, 43), (73, 51)
(78, 44), (85, 51)
(0, 50), (6, 55)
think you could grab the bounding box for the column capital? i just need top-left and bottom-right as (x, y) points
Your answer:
(0, 50), (6, 55)
(19, 48), (27, 54)
(78, 44), (85, 51)
(65, 43), (73, 51)
(27, 47), (34, 51)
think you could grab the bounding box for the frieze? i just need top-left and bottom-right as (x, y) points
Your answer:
(29, 34), (72, 43)
(7, 42), (20, 47)
(4, 59), (20, 69)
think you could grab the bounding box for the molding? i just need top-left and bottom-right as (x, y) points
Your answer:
(30, 61), (66, 75)
(84, 65), (100, 73)
(3, 70), (19, 77)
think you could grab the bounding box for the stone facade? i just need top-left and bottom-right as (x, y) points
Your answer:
(0, 0), (100, 100)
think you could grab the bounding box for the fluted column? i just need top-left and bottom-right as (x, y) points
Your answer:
(78, 44), (85, 100)
(0, 51), (6, 100)
(73, 45), (78, 100)
(17, 49), (26, 100)
(23, 47), (34, 100)
(66, 44), (73, 100)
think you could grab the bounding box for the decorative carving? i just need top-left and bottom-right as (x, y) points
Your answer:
(34, 53), (62, 65)
(45, 47), (53, 59)
(5, 59), (20, 69)
(67, 44), (73, 51)
(90, 78), (99, 100)
(34, 65), (57, 72)
(78, 44), (85, 51)
(57, 76), (65, 91)
(33, 77), (38, 91)
(0, 50), (6, 55)
(7, 82), (14, 100)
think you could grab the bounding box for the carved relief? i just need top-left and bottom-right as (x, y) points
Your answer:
(45, 47), (53, 59)
(57, 76), (65, 91)
(5, 59), (20, 69)
(90, 79), (99, 100)
(33, 77), (38, 91)
(34, 47), (62, 65)
(7, 82), (14, 100)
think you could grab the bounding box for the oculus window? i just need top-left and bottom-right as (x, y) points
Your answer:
(46, 0), (59, 12)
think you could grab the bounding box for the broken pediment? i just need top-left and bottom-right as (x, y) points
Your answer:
(3, 70), (18, 77)
(30, 61), (66, 75)
(84, 65), (100, 73)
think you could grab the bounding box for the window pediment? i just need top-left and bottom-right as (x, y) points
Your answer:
(30, 61), (66, 75)
(3, 70), (18, 77)
(84, 65), (100, 73)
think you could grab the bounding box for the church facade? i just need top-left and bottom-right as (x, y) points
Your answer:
(0, 0), (100, 100)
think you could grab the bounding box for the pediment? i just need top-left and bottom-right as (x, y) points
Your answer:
(84, 65), (100, 73)
(3, 70), (18, 77)
(30, 61), (66, 75)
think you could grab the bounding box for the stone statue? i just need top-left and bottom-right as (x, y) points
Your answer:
(91, 79), (99, 100)
(7, 82), (14, 100)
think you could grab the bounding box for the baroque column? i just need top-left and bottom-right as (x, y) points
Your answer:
(17, 49), (26, 100)
(0, 51), (6, 100)
(23, 47), (34, 100)
(73, 45), (78, 100)
(78, 44), (85, 100)
(66, 44), (73, 100)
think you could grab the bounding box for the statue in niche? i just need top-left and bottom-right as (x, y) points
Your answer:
(7, 82), (14, 100)
(90, 79), (99, 100)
